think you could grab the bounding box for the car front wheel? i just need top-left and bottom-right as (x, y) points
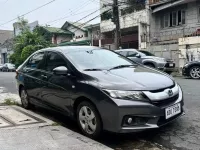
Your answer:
(20, 88), (34, 109)
(77, 101), (102, 139)
(189, 66), (200, 79)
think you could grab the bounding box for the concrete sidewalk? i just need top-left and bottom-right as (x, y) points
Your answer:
(0, 105), (112, 150)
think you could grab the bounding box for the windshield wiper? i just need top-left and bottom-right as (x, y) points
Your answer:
(84, 68), (103, 71)
(108, 64), (137, 71)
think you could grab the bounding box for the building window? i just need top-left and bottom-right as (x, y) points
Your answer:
(164, 14), (169, 28)
(161, 10), (186, 28)
(172, 12), (177, 26)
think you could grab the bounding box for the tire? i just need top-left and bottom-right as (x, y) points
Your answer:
(145, 63), (155, 68)
(20, 87), (34, 109)
(77, 101), (102, 139)
(189, 66), (200, 79)
(165, 71), (173, 75)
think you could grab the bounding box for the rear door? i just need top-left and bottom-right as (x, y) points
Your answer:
(22, 52), (46, 103)
(41, 51), (75, 114)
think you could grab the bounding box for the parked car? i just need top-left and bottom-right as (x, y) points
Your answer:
(116, 49), (175, 74)
(1, 63), (16, 72)
(182, 61), (200, 79)
(16, 46), (184, 139)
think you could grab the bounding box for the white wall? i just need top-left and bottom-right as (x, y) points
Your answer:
(68, 26), (88, 42)
(101, 10), (148, 33)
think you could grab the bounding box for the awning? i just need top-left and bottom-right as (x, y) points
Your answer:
(58, 40), (91, 46)
(152, 0), (185, 13)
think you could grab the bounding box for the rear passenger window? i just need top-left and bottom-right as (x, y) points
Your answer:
(119, 51), (127, 57)
(45, 52), (67, 72)
(127, 51), (137, 57)
(27, 52), (45, 69)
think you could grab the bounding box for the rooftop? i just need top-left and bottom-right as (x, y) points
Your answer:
(43, 26), (73, 35)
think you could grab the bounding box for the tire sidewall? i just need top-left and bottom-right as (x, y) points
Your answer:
(76, 101), (102, 139)
(20, 88), (33, 109)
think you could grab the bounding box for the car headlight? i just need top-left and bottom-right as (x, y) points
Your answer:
(103, 89), (149, 101)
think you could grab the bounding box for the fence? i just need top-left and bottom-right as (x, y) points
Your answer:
(151, 26), (200, 43)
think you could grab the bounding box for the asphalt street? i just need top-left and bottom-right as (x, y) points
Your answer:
(0, 72), (200, 150)
(0, 72), (17, 94)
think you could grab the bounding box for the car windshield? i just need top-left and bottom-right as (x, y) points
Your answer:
(65, 49), (136, 70)
(140, 51), (155, 56)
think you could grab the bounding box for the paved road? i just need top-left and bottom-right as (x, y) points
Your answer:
(0, 72), (17, 94)
(0, 72), (200, 150)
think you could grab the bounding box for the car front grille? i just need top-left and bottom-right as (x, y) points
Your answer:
(152, 94), (179, 108)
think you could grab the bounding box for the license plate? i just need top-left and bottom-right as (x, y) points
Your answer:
(165, 103), (181, 119)
(169, 63), (173, 67)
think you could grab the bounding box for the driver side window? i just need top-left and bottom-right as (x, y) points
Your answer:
(127, 51), (138, 57)
(45, 52), (67, 72)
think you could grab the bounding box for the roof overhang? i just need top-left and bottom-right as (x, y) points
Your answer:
(152, 0), (195, 13)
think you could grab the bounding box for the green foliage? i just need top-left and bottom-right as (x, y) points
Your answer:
(10, 18), (52, 67)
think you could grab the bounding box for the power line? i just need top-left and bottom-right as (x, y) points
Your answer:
(0, 0), (57, 27)
(46, 8), (99, 25)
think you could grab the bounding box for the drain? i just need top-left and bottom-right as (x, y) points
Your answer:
(0, 106), (46, 128)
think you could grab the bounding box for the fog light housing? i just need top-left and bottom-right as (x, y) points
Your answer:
(123, 116), (148, 127)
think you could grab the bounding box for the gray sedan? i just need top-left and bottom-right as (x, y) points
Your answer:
(116, 49), (175, 73)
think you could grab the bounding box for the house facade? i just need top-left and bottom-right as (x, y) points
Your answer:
(40, 26), (74, 45)
(149, 0), (200, 68)
(59, 22), (100, 46)
(100, 0), (149, 50)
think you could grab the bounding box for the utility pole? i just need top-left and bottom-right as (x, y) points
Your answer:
(113, 0), (121, 49)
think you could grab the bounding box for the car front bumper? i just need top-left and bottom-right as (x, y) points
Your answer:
(98, 85), (184, 133)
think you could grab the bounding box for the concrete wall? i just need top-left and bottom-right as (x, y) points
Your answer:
(68, 26), (88, 42)
(150, 0), (200, 68)
(101, 10), (148, 33)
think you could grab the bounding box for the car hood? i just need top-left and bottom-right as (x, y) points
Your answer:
(82, 66), (174, 91)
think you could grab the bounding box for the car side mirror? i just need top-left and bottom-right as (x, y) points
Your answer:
(136, 54), (141, 58)
(53, 66), (69, 75)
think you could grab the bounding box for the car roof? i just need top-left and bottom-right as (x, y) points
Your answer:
(37, 46), (102, 54)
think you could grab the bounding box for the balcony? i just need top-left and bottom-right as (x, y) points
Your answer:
(101, 10), (148, 33)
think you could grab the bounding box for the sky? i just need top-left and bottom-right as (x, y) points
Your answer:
(0, 0), (100, 30)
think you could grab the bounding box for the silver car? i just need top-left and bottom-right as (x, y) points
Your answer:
(116, 49), (175, 74)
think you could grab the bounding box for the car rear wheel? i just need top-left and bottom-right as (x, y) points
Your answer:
(77, 101), (102, 139)
(190, 66), (200, 79)
(20, 88), (34, 109)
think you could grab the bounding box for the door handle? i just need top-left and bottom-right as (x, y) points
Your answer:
(41, 75), (47, 79)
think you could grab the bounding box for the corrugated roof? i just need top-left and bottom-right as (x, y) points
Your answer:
(43, 26), (73, 35)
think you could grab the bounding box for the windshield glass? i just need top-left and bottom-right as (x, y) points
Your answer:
(140, 51), (155, 56)
(65, 49), (135, 70)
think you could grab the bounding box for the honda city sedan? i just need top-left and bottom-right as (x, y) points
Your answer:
(16, 46), (184, 139)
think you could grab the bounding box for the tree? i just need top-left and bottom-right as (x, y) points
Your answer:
(10, 18), (52, 67)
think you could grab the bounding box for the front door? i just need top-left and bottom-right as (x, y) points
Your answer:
(42, 51), (75, 114)
(127, 51), (142, 63)
(22, 52), (46, 103)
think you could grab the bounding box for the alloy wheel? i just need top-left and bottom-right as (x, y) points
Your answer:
(79, 106), (97, 134)
(190, 67), (200, 79)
